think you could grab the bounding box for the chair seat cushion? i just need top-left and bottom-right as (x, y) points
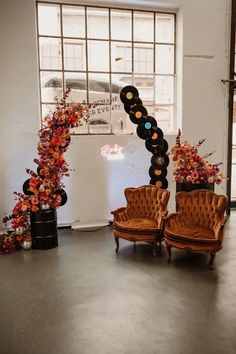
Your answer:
(115, 218), (160, 235)
(165, 225), (218, 244)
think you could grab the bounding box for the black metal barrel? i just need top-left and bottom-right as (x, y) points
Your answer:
(30, 209), (58, 249)
(176, 182), (215, 193)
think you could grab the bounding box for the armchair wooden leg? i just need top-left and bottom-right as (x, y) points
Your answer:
(158, 240), (162, 255)
(167, 246), (172, 264)
(152, 241), (158, 256)
(209, 253), (216, 269)
(115, 237), (119, 254)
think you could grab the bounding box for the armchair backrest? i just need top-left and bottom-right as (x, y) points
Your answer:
(124, 185), (170, 220)
(176, 190), (228, 229)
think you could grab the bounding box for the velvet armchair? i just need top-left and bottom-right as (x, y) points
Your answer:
(111, 185), (170, 256)
(164, 189), (228, 268)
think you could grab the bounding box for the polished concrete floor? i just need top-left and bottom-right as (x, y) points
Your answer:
(1, 214), (236, 354)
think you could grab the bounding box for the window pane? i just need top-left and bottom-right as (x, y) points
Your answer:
(155, 76), (174, 104)
(40, 71), (63, 103)
(41, 104), (57, 126)
(62, 6), (85, 38)
(39, 37), (62, 70)
(64, 72), (87, 102)
(88, 41), (109, 71)
(38, 4), (61, 36)
(111, 9), (132, 41)
(156, 14), (175, 43)
(133, 75), (154, 106)
(111, 42), (132, 72)
(87, 8), (109, 39)
(154, 106), (174, 132)
(88, 112), (112, 134)
(111, 107), (134, 135)
(134, 11), (154, 42)
(111, 74), (136, 135)
(134, 43), (154, 73)
(111, 74), (129, 98)
(64, 39), (86, 71)
(88, 73), (110, 104)
(155, 45), (174, 74)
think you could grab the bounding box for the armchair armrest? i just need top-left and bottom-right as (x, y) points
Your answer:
(111, 207), (128, 222)
(157, 210), (169, 230)
(214, 216), (227, 243)
(164, 212), (183, 228)
(111, 207), (126, 215)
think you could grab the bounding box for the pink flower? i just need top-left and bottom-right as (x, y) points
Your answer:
(170, 130), (226, 185)
(32, 197), (39, 205)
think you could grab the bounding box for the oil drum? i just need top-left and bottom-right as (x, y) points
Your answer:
(30, 209), (58, 249)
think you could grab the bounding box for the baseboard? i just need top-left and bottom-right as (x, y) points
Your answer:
(71, 220), (109, 231)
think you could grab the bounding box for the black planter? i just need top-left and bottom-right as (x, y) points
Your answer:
(30, 209), (58, 250)
(176, 182), (215, 193)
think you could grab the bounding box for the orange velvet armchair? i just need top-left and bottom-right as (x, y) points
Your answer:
(111, 185), (170, 256)
(164, 189), (228, 268)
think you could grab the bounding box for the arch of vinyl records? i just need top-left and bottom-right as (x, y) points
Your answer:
(120, 85), (169, 188)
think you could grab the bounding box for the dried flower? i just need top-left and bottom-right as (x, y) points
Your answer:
(2, 88), (91, 254)
(170, 129), (227, 185)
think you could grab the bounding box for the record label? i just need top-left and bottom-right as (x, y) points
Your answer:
(126, 92), (133, 100)
(135, 111), (142, 119)
(145, 122), (152, 129)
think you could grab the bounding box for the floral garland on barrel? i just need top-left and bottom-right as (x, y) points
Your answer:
(170, 129), (227, 185)
(1, 89), (89, 254)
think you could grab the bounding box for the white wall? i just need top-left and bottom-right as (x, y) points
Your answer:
(0, 0), (230, 227)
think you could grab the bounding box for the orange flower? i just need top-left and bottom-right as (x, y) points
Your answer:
(31, 205), (39, 212)
(53, 151), (59, 159)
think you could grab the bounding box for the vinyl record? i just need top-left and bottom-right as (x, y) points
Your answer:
(143, 116), (157, 129)
(129, 105), (148, 124)
(23, 179), (34, 195)
(150, 177), (168, 189)
(151, 154), (169, 169)
(136, 124), (153, 140)
(146, 127), (164, 144)
(37, 166), (43, 177)
(120, 85), (139, 105)
(124, 98), (142, 114)
(145, 139), (168, 154)
(149, 166), (167, 179)
(55, 189), (68, 206)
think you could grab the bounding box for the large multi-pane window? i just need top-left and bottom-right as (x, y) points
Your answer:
(37, 2), (176, 135)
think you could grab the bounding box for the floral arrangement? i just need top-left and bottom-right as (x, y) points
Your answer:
(1, 89), (90, 254)
(170, 129), (226, 185)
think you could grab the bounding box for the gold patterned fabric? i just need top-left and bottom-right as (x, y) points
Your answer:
(164, 189), (228, 267)
(111, 185), (170, 255)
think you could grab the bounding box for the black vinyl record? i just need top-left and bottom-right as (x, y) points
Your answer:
(129, 105), (148, 124)
(23, 179), (34, 195)
(143, 116), (157, 129)
(136, 124), (153, 140)
(149, 166), (167, 179)
(145, 139), (168, 154)
(146, 127), (164, 144)
(136, 116), (158, 139)
(37, 166), (43, 177)
(151, 154), (169, 169)
(120, 85), (139, 105)
(149, 177), (168, 189)
(124, 98), (142, 114)
(55, 189), (68, 206)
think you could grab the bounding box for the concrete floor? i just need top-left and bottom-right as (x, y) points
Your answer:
(0, 215), (236, 354)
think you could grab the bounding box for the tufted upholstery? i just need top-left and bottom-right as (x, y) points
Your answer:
(164, 189), (228, 268)
(111, 185), (170, 256)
